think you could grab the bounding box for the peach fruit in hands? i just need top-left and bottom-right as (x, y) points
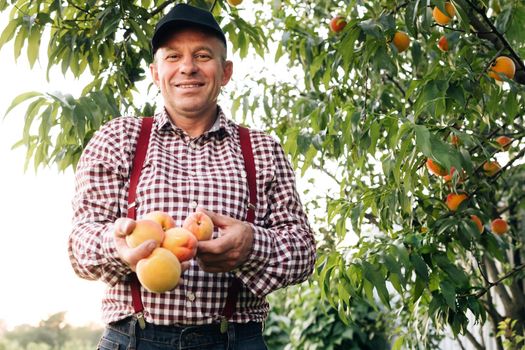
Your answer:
(330, 16), (347, 33)
(143, 211), (176, 230)
(183, 212), (214, 241)
(433, 2), (456, 25)
(136, 248), (181, 293)
(446, 193), (468, 211)
(125, 219), (165, 248)
(491, 218), (509, 235)
(162, 228), (198, 262)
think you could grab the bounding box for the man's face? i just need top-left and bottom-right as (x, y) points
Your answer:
(150, 28), (233, 122)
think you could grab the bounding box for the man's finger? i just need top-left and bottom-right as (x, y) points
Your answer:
(197, 234), (234, 255)
(196, 207), (236, 228)
(117, 239), (158, 270)
(114, 218), (136, 237)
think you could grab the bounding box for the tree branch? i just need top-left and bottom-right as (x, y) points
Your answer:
(461, 0), (525, 84)
(465, 329), (485, 350)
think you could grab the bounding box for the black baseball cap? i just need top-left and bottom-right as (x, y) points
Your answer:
(151, 3), (227, 54)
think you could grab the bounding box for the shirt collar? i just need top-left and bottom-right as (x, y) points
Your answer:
(154, 106), (237, 138)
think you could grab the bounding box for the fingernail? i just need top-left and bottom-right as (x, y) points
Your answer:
(148, 241), (157, 250)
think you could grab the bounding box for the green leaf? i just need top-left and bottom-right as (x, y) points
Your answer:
(362, 262), (390, 307)
(0, 18), (19, 51)
(414, 124), (462, 171)
(4, 91), (42, 117)
(27, 25), (40, 68)
(410, 253), (429, 281)
(440, 279), (456, 311)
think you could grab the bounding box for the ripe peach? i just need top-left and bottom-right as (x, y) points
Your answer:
(183, 212), (214, 241)
(136, 248), (181, 293)
(433, 2), (456, 25)
(162, 227), (198, 262)
(143, 211), (176, 231)
(125, 219), (165, 248)
(438, 36), (449, 52)
(450, 134), (460, 146)
(227, 0), (242, 6)
(392, 31), (411, 53)
(446, 193), (468, 211)
(426, 158), (448, 176)
(470, 215), (484, 233)
(488, 56), (516, 81)
(491, 218), (509, 235)
(330, 16), (347, 33)
(496, 136), (512, 151)
(443, 167), (464, 185)
(483, 161), (501, 177)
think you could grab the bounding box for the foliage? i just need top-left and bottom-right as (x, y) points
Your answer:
(1, 0), (525, 348)
(264, 281), (392, 350)
(497, 318), (525, 350)
(0, 312), (102, 350)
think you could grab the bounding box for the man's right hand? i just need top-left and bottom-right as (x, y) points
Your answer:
(113, 218), (158, 271)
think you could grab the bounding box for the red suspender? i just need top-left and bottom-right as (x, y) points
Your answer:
(127, 119), (256, 327)
(127, 117), (153, 326)
(127, 117), (154, 221)
(220, 126), (257, 329)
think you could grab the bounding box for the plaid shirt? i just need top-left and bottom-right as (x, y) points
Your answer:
(68, 107), (316, 325)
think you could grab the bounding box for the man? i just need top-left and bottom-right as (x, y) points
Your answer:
(68, 3), (316, 349)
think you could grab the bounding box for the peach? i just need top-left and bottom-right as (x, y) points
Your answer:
(426, 158), (448, 176)
(183, 212), (214, 241)
(446, 193), (468, 211)
(491, 218), (509, 235)
(330, 16), (347, 33)
(143, 211), (176, 231)
(136, 248), (181, 293)
(125, 219), (165, 248)
(432, 2), (455, 26)
(162, 227), (198, 262)
(483, 161), (501, 177)
(437, 36), (449, 52)
(496, 136), (512, 151)
(470, 215), (484, 233)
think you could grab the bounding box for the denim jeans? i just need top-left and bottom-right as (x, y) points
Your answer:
(97, 317), (268, 350)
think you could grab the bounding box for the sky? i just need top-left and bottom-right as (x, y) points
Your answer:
(0, 18), (108, 329)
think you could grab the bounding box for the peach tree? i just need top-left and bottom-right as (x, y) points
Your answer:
(1, 0), (524, 348)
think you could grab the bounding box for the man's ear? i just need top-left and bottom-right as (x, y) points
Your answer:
(221, 60), (233, 86)
(150, 61), (160, 87)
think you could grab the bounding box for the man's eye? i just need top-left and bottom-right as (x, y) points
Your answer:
(196, 54), (211, 60)
(166, 54), (179, 60)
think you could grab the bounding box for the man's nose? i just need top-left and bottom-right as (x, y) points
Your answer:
(179, 56), (198, 74)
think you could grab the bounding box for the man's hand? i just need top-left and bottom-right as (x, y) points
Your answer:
(195, 208), (254, 273)
(113, 218), (158, 271)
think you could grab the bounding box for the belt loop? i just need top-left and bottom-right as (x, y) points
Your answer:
(126, 317), (138, 350)
(226, 322), (236, 350)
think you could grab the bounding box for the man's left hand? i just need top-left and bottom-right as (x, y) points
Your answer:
(195, 207), (254, 273)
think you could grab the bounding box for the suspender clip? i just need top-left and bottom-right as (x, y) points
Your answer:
(135, 312), (146, 330)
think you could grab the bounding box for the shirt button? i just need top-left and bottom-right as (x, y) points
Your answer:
(190, 201), (198, 209)
(241, 170), (247, 178)
(187, 292), (196, 301)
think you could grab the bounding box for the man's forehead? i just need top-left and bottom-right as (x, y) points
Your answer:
(155, 26), (225, 51)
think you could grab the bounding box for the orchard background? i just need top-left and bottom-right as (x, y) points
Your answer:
(0, 0), (524, 349)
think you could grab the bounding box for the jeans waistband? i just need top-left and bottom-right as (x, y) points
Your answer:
(109, 317), (262, 340)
